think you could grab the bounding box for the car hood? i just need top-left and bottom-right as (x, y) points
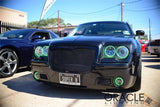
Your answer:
(51, 36), (135, 46)
(35, 38), (65, 46)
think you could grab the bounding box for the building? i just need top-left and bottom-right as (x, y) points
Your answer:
(0, 6), (27, 33)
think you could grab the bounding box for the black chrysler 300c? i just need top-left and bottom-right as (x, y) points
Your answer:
(32, 21), (144, 91)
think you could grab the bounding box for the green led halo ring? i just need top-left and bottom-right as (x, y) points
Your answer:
(34, 71), (40, 80)
(42, 46), (49, 56)
(114, 77), (124, 87)
(116, 46), (129, 59)
(104, 45), (116, 58)
(34, 46), (43, 58)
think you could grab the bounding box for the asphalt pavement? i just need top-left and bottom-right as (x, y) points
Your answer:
(0, 53), (160, 107)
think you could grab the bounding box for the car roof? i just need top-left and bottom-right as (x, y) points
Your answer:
(15, 28), (51, 32)
(80, 21), (128, 25)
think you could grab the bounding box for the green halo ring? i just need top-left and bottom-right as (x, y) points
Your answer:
(34, 71), (40, 80)
(116, 46), (129, 59)
(34, 46), (43, 58)
(104, 45), (116, 58)
(42, 46), (49, 56)
(114, 76), (124, 87)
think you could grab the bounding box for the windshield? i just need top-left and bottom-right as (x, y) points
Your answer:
(69, 22), (132, 37)
(0, 29), (32, 39)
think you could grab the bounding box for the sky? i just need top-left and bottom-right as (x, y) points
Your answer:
(0, 0), (160, 40)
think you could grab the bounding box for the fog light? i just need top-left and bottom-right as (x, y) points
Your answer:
(114, 77), (124, 87)
(33, 71), (40, 80)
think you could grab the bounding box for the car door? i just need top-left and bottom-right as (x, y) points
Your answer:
(19, 31), (51, 66)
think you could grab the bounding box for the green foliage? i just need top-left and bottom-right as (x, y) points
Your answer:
(28, 21), (39, 28)
(28, 18), (70, 28)
(66, 23), (72, 26)
(144, 34), (148, 40)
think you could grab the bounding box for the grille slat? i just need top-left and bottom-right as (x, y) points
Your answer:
(49, 47), (96, 73)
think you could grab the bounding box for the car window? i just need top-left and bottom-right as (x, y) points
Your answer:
(31, 32), (51, 40)
(68, 22), (132, 37)
(0, 29), (32, 39)
(50, 32), (59, 38)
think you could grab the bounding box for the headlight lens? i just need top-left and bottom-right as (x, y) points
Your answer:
(104, 45), (116, 58)
(116, 46), (129, 59)
(34, 46), (49, 58)
(43, 46), (49, 56)
(35, 46), (43, 58)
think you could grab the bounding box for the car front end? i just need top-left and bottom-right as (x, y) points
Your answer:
(31, 21), (142, 91)
(32, 37), (140, 90)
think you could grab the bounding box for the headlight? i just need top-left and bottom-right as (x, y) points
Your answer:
(34, 46), (49, 58)
(35, 46), (43, 58)
(43, 46), (49, 56)
(116, 46), (129, 59)
(104, 45), (116, 58)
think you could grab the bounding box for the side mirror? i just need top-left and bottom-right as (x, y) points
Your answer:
(31, 35), (42, 41)
(136, 30), (145, 36)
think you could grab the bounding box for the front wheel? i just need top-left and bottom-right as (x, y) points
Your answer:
(0, 48), (19, 77)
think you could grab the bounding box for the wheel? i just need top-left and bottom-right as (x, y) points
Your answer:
(0, 48), (19, 77)
(130, 59), (142, 91)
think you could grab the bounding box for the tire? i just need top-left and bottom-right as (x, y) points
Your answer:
(130, 59), (142, 91)
(0, 48), (19, 77)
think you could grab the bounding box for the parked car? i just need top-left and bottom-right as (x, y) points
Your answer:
(139, 40), (149, 52)
(145, 43), (149, 52)
(0, 28), (59, 77)
(148, 39), (160, 57)
(60, 28), (74, 37)
(32, 21), (144, 91)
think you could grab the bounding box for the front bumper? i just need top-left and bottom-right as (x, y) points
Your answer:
(31, 60), (137, 90)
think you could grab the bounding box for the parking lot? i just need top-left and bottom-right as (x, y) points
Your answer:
(0, 53), (160, 107)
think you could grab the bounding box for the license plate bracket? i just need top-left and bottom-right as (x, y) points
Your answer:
(59, 73), (80, 85)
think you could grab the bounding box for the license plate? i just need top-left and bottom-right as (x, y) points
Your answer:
(59, 73), (80, 85)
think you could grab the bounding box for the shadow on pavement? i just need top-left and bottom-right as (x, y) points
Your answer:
(142, 53), (160, 70)
(16, 67), (31, 73)
(142, 59), (160, 62)
(2, 73), (141, 107)
(2, 73), (109, 99)
(2, 73), (133, 102)
(142, 54), (160, 62)
(145, 65), (160, 70)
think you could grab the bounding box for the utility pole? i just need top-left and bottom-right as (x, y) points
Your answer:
(121, 2), (124, 21)
(149, 18), (151, 43)
(0, 21), (1, 34)
(58, 10), (59, 32)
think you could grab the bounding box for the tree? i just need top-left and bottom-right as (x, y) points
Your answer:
(28, 21), (38, 28)
(144, 34), (148, 40)
(61, 23), (66, 26)
(66, 23), (72, 26)
(28, 18), (69, 28)
(39, 19), (48, 27)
